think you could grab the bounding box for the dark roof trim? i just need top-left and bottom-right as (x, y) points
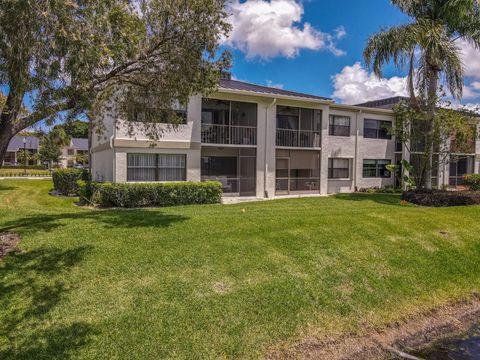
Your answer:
(355, 96), (408, 109)
(219, 79), (331, 101)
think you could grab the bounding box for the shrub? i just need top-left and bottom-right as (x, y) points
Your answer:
(83, 181), (223, 208)
(77, 180), (93, 202)
(2, 165), (47, 170)
(402, 190), (480, 207)
(52, 168), (89, 195)
(358, 186), (402, 194)
(463, 174), (480, 191)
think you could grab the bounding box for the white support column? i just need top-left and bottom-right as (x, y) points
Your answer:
(264, 100), (277, 198)
(256, 102), (267, 198)
(319, 104), (330, 195)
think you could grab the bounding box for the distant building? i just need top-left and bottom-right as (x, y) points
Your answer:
(3, 135), (89, 168)
(4, 136), (40, 166)
(59, 138), (89, 168)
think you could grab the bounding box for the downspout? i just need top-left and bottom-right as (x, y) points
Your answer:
(111, 120), (116, 183)
(353, 109), (362, 191)
(264, 98), (277, 198)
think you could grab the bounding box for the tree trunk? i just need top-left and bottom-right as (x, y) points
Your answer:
(0, 124), (15, 169)
(0, 91), (25, 168)
(422, 66), (439, 190)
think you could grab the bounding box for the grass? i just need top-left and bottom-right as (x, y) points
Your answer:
(1, 180), (480, 359)
(0, 168), (51, 177)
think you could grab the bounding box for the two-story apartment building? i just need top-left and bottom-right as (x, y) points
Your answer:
(91, 75), (480, 197)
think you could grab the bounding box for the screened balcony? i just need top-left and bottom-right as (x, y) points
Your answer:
(276, 106), (321, 148)
(201, 99), (257, 146)
(201, 148), (256, 197)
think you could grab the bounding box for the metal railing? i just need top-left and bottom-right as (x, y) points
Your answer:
(201, 124), (257, 145)
(201, 176), (257, 196)
(276, 177), (320, 194)
(276, 128), (321, 148)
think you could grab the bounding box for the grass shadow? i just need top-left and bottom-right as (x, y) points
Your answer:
(333, 192), (403, 206)
(0, 246), (95, 359)
(0, 209), (189, 235)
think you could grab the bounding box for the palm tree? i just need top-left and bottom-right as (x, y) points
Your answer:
(364, 0), (480, 189)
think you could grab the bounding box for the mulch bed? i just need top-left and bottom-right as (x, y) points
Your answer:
(0, 232), (21, 260)
(402, 190), (480, 207)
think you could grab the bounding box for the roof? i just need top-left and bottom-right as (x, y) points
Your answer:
(219, 78), (331, 102)
(71, 138), (89, 151)
(7, 136), (39, 151)
(355, 96), (409, 109)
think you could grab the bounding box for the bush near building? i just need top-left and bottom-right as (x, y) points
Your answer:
(463, 174), (480, 191)
(52, 168), (89, 196)
(78, 181), (222, 208)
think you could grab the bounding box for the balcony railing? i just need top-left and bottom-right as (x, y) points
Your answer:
(201, 124), (257, 145)
(276, 128), (321, 148)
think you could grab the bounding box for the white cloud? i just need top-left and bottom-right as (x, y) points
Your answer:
(332, 62), (408, 104)
(223, 0), (346, 60)
(463, 81), (480, 99)
(458, 39), (480, 79)
(266, 80), (284, 89)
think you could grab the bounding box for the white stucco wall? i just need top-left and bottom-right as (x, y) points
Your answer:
(355, 112), (396, 190)
(91, 148), (114, 182)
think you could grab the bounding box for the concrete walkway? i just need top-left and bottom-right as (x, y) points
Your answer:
(222, 193), (329, 205)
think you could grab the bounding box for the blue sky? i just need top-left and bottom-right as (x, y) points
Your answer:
(222, 0), (480, 106)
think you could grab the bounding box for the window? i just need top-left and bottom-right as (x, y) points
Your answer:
(127, 154), (186, 182)
(329, 115), (350, 136)
(395, 140), (403, 152)
(364, 119), (392, 139)
(328, 158), (350, 179)
(277, 106), (300, 130)
(363, 159), (391, 178)
(67, 149), (75, 156)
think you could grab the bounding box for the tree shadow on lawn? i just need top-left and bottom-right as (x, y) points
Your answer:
(333, 193), (403, 206)
(0, 209), (189, 235)
(0, 184), (16, 191)
(0, 246), (96, 359)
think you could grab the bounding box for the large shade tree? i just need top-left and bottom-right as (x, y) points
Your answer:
(364, 0), (480, 189)
(0, 0), (231, 166)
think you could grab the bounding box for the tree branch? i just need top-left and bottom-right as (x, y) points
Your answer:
(12, 100), (76, 133)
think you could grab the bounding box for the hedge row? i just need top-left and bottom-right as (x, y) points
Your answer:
(0, 172), (51, 177)
(52, 168), (89, 195)
(402, 190), (480, 207)
(78, 181), (223, 208)
(2, 165), (47, 170)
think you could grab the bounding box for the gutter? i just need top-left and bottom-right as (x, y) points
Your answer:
(265, 98), (277, 198)
(112, 120), (116, 182)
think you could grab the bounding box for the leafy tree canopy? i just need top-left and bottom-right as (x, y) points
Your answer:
(54, 120), (89, 139)
(0, 0), (231, 165)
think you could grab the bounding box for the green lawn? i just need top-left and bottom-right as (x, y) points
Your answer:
(1, 180), (480, 359)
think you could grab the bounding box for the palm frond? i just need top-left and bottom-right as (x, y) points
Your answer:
(363, 24), (419, 78)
